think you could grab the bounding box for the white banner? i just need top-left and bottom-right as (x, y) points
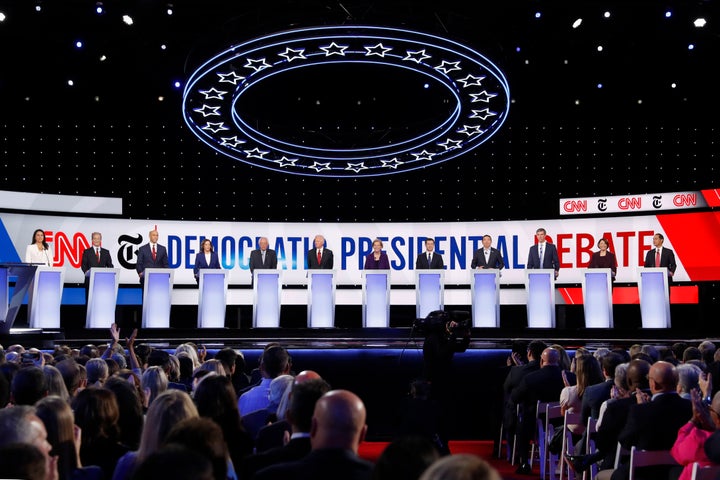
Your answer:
(559, 190), (707, 215)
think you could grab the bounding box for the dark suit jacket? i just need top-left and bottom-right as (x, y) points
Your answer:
(364, 252), (390, 269)
(81, 247), (114, 274)
(254, 448), (373, 480)
(249, 249), (278, 274)
(594, 396), (637, 469)
(415, 252), (444, 269)
(306, 248), (334, 269)
(241, 436), (311, 480)
(255, 419), (292, 453)
(193, 251), (220, 278)
(471, 247), (505, 270)
(502, 360), (540, 431)
(526, 242), (560, 271)
(643, 247), (677, 280)
(135, 243), (169, 282)
(581, 379), (614, 423)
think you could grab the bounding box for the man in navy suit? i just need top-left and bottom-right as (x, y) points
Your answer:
(136, 229), (169, 285)
(81, 231), (114, 301)
(526, 227), (560, 279)
(306, 234), (334, 269)
(249, 237), (278, 275)
(643, 233), (677, 282)
(415, 237), (444, 269)
(471, 234), (505, 270)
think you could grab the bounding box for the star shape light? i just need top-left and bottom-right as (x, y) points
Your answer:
(198, 88), (227, 100)
(244, 58), (272, 72)
(193, 105), (221, 117)
(219, 136), (246, 148)
(274, 156), (298, 167)
(309, 162), (332, 172)
(243, 147), (269, 159)
(320, 42), (349, 56)
(345, 162), (368, 173)
(469, 91), (497, 103)
(434, 61), (461, 74)
(457, 125), (485, 136)
(217, 71), (245, 85)
(469, 108), (497, 120)
(381, 158), (403, 169)
(278, 47), (306, 62)
(457, 74), (485, 88)
(437, 138), (463, 151)
(403, 49), (431, 64)
(364, 43), (392, 57)
(412, 150), (435, 161)
(202, 122), (229, 134)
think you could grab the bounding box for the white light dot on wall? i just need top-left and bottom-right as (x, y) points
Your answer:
(693, 18), (706, 28)
(572, 18), (582, 29)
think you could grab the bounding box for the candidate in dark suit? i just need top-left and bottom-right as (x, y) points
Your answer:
(135, 229), (169, 285)
(81, 232), (114, 300)
(643, 233), (677, 281)
(307, 234), (334, 269)
(193, 238), (221, 283)
(416, 237), (444, 269)
(526, 227), (560, 279)
(363, 238), (390, 270)
(249, 237), (278, 278)
(471, 234), (505, 270)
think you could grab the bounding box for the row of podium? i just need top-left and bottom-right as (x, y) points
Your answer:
(0, 265), (673, 332)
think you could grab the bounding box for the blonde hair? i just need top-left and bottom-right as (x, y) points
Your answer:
(137, 390), (198, 461)
(419, 454), (501, 480)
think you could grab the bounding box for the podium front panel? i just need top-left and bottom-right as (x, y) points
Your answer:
(362, 270), (390, 328)
(308, 270), (335, 328)
(638, 267), (671, 328)
(525, 269), (555, 328)
(198, 270), (229, 328)
(29, 267), (64, 329)
(415, 270), (444, 319)
(253, 271), (282, 328)
(471, 270), (500, 328)
(86, 268), (120, 329)
(581, 268), (613, 328)
(0, 264), (39, 333)
(142, 269), (174, 328)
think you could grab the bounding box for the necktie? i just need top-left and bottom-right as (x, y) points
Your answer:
(152, 244), (157, 261)
(261, 251), (265, 265)
(539, 245), (544, 264)
(96, 248), (100, 262)
(655, 249), (660, 267)
(317, 250), (322, 266)
(427, 253), (431, 264)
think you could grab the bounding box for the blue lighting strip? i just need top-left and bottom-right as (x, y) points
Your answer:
(182, 25), (510, 177)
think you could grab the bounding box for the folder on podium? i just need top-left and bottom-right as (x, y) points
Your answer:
(308, 270), (336, 328)
(638, 267), (671, 328)
(581, 268), (613, 328)
(253, 270), (282, 328)
(197, 269), (229, 328)
(415, 270), (444, 319)
(142, 268), (174, 328)
(471, 269), (501, 328)
(525, 269), (556, 328)
(86, 268), (121, 329)
(0, 263), (40, 334)
(29, 266), (65, 329)
(362, 270), (391, 328)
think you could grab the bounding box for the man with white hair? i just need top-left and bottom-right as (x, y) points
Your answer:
(0, 405), (58, 480)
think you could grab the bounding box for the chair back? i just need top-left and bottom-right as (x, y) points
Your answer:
(628, 446), (679, 480)
(690, 461), (720, 480)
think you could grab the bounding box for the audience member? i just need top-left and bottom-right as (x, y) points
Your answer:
(0, 405), (58, 480)
(242, 374), (294, 441)
(11, 364), (48, 406)
(418, 453), (502, 480)
(86, 358), (109, 387)
(129, 445), (214, 480)
(239, 344), (291, 416)
(161, 417), (230, 480)
(668, 389), (720, 480)
(140, 366), (168, 407)
(0, 442), (49, 480)
(104, 376), (145, 452)
(371, 435), (440, 480)
(43, 365), (71, 403)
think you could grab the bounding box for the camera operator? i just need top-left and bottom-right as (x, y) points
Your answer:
(420, 311), (471, 403)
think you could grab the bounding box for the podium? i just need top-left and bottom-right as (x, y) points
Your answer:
(362, 270), (391, 328)
(142, 268), (174, 328)
(86, 268), (121, 329)
(0, 263), (40, 334)
(638, 267), (671, 328)
(28, 267), (65, 329)
(197, 269), (229, 328)
(525, 269), (556, 328)
(253, 270), (282, 328)
(307, 270), (336, 328)
(581, 268), (613, 328)
(415, 270), (445, 319)
(471, 269), (501, 328)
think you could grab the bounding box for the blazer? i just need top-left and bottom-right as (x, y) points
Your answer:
(416, 252), (444, 269)
(81, 247), (114, 275)
(526, 242), (560, 271)
(364, 251), (390, 269)
(193, 251), (221, 277)
(135, 243), (169, 278)
(589, 251), (618, 279)
(25, 244), (54, 266)
(644, 247), (677, 279)
(249, 248), (278, 274)
(471, 247), (505, 270)
(307, 248), (334, 269)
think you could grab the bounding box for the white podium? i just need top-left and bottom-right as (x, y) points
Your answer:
(415, 270), (445, 319)
(253, 270), (282, 328)
(581, 268), (613, 328)
(0, 263), (39, 334)
(362, 270), (391, 328)
(142, 268), (174, 328)
(638, 267), (671, 328)
(525, 269), (556, 328)
(197, 269), (229, 328)
(29, 267), (64, 329)
(471, 269), (501, 328)
(86, 268), (120, 329)
(308, 270), (336, 328)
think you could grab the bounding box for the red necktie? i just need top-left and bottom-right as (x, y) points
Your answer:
(152, 244), (157, 261)
(317, 250), (322, 266)
(655, 249), (660, 267)
(96, 248), (100, 262)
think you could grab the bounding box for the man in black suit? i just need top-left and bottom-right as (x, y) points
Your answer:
(306, 234), (333, 269)
(416, 237), (444, 269)
(643, 233), (677, 282)
(249, 236), (278, 282)
(135, 229), (169, 285)
(526, 227), (560, 279)
(80, 231), (114, 301)
(254, 389), (373, 480)
(581, 351), (627, 425)
(471, 234), (505, 270)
